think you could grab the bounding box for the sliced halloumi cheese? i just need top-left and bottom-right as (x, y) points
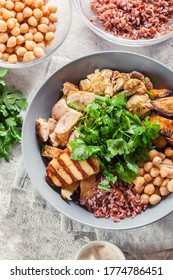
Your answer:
(46, 149), (99, 187)
(61, 182), (79, 200)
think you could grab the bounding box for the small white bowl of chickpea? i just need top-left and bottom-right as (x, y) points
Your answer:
(0, 0), (71, 67)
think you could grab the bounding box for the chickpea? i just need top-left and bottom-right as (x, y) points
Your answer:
(165, 147), (173, 157)
(34, 0), (44, 9)
(162, 158), (173, 165)
(6, 46), (14, 54)
(16, 35), (25, 45)
(33, 8), (43, 19)
(1, 52), (9, 61)
(28, 16), (38, 27)
(149, 194), (161, 205)
(10, 10), (16, 18)
(153, 156), (162, 167)
(133, 185), (144, 194)
(167, 169), (173, 179)
(7, 18), (16, 29)
(144, 161), (153, 173)
(25, 40), (36, 51)
(160, 166), (171, 178)
(16, 12), (24, 23)
(14, 2), (24, 12)
(39, 17), (49, 25)
(144, 183), (155, 195)
(41, 6), (49, 16)
(5, 1), (15, 11)
(153, 176), (164, 187)
(0, 33), (9, 43)
(24, 32), (34, 41)
(38, 23), (48, 33)
(3, 9), (13, 20)
(160, 187), (170, 196)
(11, 26), (20, 36)
(23, 51), (35, 62)
(48, 4), (58, 14)
(144, 173), (153, 183)
(158, 152), (166, 160)
(33, 31), (43, 43)
(149, 149), (159, 161)
(25, 0), (33, 5)
(20, 23), (29, 34)
(161, 179), (170, 188)
(0, 20), (7, 32)
(8, 54), (17, 63)
(48, 23), (56, 32)
(133, 176), (145, 188)
(7, 36), (16, 47)
(16, 46), (27, 56)
(37, 42), (45, 49)
(138, 168), (145, 176)
(23, 7), (33, 18)
(150, 167), (160, 178)
(0, 43), (6, 53)
(140, 194), (149, 205)
(33, 46), (45, 58)
(29, 27), (37, 34)
(45, 31), (54, 41)
(49, 13), (58, 23)
(167, 179), (173, 192)
(0, 0), (6, 7)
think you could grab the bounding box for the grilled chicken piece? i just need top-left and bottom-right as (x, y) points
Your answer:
(150, 89), (172, 99)
(80, 175), (96, 198)
(67, 91), (95, 111)
(42, 145), (61, 159)
(63, 81), (79, 96)
(36, 118), (50, 142)
(54, 109), (82, 146)
(126, 94), (153, 117)
(51, 98), (70, 121)
(46, 149), (99, 187)
(47, 118), (57, 132)
(68, 130), (80, 143)
(150, 115), (173, 139)
(61, 182), (79, 200)
(48, 131), (60, 147)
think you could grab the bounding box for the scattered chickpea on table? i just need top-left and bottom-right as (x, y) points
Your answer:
(133, 147), (173, 206)
(0, 0), (58, 63)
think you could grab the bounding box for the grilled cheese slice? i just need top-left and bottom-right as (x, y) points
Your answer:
(46, 149), (99, 187)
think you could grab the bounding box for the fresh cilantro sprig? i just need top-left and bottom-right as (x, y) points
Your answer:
(70, 92), (160, 188)
(0, 69), (28, 162)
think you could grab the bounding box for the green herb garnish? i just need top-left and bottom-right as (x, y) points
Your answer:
(70, 92), (159, 189)
(0, 69), (28, 162)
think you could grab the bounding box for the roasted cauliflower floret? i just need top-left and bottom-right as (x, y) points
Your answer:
(124, 78), (147, 96)
(113, 73), (130, 93)
(129, 71), (153, 91)
(126, 94), (153, 117)
(79, 69), (114, 96)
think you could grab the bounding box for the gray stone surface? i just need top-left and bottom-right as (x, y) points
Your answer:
(0, 7), (173, 260)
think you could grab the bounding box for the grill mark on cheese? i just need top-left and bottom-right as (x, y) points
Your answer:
(48, 165), (68, 186)
(73, 160), (89, 178)
(57, 157), (78, 182)
(87, 158), (97, 172)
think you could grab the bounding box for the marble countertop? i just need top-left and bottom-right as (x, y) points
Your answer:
(0, 6), (173, 260)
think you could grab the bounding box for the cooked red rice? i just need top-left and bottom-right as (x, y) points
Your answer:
(80, 181), (147, 222)
(90, 0), (173, 40)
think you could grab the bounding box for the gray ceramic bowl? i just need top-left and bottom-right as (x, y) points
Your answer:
(22, 51), (173, 230)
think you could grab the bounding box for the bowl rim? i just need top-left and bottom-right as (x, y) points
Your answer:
(72, 0), (173, 46)
(0, 0), (72, 69)
(22, 50), (173, 230)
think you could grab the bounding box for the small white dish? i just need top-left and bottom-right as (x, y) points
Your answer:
(75, 241), (126, 260)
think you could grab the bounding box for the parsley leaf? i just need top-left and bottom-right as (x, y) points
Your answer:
(0, 70), (28, 162)
(70, 92), (160, 185)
